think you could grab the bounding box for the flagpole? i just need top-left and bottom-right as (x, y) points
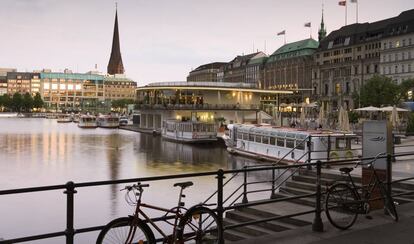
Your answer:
(284, 34), (286, 44)
(345, 1), (348, 25)
(356, 1), (359, 23)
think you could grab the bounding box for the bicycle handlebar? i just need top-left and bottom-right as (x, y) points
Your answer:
(355, 152), (387, 168)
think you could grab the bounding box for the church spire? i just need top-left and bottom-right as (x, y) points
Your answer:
(318, 5), (327, 42)
(107, 5), (125, 75)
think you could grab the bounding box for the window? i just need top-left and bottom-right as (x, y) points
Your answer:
(389, 42), (392, 48)
(402, 65), (405, 73)
(395, 65), (398, 73)
(286, 139), (294, 148)
(324, 84), (329, 95)
(270, 137), (276, 145)
(403, 39), (406, 46)
(255, 135), (261, 143)
(366, 65), (370, 74)
(51, 84), (58, 90)
(296, 141), (305, 150)
(354, 66), (358, 74)
(374, 64), (378, 73)
(43, 83), (50, 90)
(396, 40), (400, 48)
(345, 82), (350, 94)
(277, 138), (285, 147)
(335, 83), (341, 95)
(262, 136), (269, 144)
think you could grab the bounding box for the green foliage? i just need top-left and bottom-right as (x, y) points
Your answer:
(33, 92), (44, 109)
(348, 111), (359, 124)
(111, 99), (135, 109)
(406, 112), (414, 134)
(23, 92), (34, 112)
(355, 76), (414, 108)
(12, 93), (23, 112)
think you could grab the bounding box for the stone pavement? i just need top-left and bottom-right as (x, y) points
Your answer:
(236, 201), (414, 244)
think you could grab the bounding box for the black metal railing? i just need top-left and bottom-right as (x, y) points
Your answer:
(1, 152), (414, 244)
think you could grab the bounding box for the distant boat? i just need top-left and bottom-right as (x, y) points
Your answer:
(72, 114), (80, 123)
(97, 114), (119, 128)
(78, 115), (97, 128)
(0, 112), (23, 118)
(161, 120), (217, 143)
(57, 114), (72, 123)
(119, 116), (128, 126)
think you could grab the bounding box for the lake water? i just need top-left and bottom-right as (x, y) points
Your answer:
(0, 118), (280, 243)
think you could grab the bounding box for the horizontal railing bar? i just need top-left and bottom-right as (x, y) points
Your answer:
(245, 188), (273, 195)
(392, 177), (414, 184)
(391, 190), (414, 198)
(0, 231), (65, 243)
(224, 209), (316, 230)
(0, 184), (66, 196)
(224, 193), (316, 211)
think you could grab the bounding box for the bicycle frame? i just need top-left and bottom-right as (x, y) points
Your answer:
(344, 166), (387, 213)
(125, 186), (187, 243)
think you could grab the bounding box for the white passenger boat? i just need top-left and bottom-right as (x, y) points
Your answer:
(161, 120), (217, 143)
(119, 116), (129, 126)
(57, 114), (72, 123)
(224, 124), (357, 164)
(72, 114), (80, 123)
(78, 115), (97, 128)
(97, 114), (119, 128)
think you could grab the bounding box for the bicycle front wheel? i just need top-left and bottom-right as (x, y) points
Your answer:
(379, 183), (399, 221)
(325, 183), (359, 230)
(177, 206), (221, 244)
(96, 217), (155, 244)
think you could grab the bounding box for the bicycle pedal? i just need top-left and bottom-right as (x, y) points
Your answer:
(365, 215), (373, 220)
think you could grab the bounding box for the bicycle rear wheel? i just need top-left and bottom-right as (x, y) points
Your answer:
(96, 217), (155, 244)
(379, 183), (399, 221)
(325, 183), (359, 230)
(177, 206), (221, 244)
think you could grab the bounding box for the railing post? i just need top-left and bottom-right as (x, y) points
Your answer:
(64, 181), (77, 244)
(386, 154), (392, 198)
(216, 169), (225, 244)
(270, 166), (277, 199)
(312, 160), (324, 232)
(242, 166), (248, 203)
(307, 136), (312, 170)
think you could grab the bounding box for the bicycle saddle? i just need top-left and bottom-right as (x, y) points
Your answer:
(339, 167), (353, 174)
(173, 181), (194, 189)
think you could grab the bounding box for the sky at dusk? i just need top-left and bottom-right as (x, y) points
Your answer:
(0, 0), (413, 86)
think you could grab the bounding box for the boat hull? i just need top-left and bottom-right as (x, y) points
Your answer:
(162, 134), (217, 144)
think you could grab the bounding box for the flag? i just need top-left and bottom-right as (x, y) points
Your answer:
(350, 0), (357, 3)
(338, 1), (346, 6)
(304, 22), (311, 27)
(277, 30), (285, 36)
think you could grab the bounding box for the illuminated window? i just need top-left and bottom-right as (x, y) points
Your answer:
(52, 84), (58, 90)
(68, 84), (74, 90)
(44, 83), (50, 90)
(335, 83), (341, 95)
(75, 84), (82, 90)
(59, 84), (66, 90)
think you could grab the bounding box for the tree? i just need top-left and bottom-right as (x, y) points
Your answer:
(2, 94), (12, 111)
(12, 93), (24, 112)
(23, 92), (34, 112)
(111, 99), (135, 111)
(354, 75), (400, 107)
(33, 92), (44, 110)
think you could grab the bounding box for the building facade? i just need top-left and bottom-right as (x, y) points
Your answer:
(187, 62), (226, 82)
(380, 29), (414, 84)
(312, 9), (414, 111)
(6, 72), (41, 96)
(0, 76), (7, 95)
(222, 52), (267, 85)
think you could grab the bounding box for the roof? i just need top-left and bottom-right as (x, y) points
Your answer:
(191, 62), (227, 73)
(319, 9), (414, 50)
(267, 38), (318, 62)
(7, 72), (40, 79)
(40, 72), (104, 81)
(104, 76), (135, 83)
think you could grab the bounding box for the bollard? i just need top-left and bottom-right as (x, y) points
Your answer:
(386, 154), (392, 198)
(242, 166), (248, 203)
(216, 169), (225, 244)
(64, 181), (77, 244)
(312, 160), (324, 232)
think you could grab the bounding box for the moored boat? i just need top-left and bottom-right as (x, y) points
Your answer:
(161, 120), (217, 143)
(78, 115), (97, 128)
(224, 124), (357, 164)
(97, 114), (119, 128)
(72, 114), (80, 123)
(119, 116), (128, 126)
(57, 114), (72, 123)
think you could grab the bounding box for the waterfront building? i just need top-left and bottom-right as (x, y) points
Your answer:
(0, 68), (16, 76)
(312, 9), (414, 111)
(103, 74), (136, 100)
(6, 72), (40, 96)
(379, 13), (414, 84)
(135, 81), (291, 131)
(262, 38), (318, 114)
(222, 52), (267, 85)
(187, 62), (226, 82)
(0, 76), (7, 95)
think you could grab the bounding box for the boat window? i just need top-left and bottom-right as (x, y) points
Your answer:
(249, 134), (255, 141)
(237, 133), (243, 139)
(335, 138), (347, 149)
(277, 132), (286, 137)
(286, 139), (295, 148)
(262, 136), (269, 144)
(270, 137), (276, 145)
(296, 140), (305, 150)
(346, 138), (352, 149)
(255, 135), (262, 143)
(286, 133), (296, 138)
(277, 137), (285, 147)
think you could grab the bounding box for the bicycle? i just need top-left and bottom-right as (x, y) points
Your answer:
(96, 181), (221, 244)
(325, 152), (398, 230)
